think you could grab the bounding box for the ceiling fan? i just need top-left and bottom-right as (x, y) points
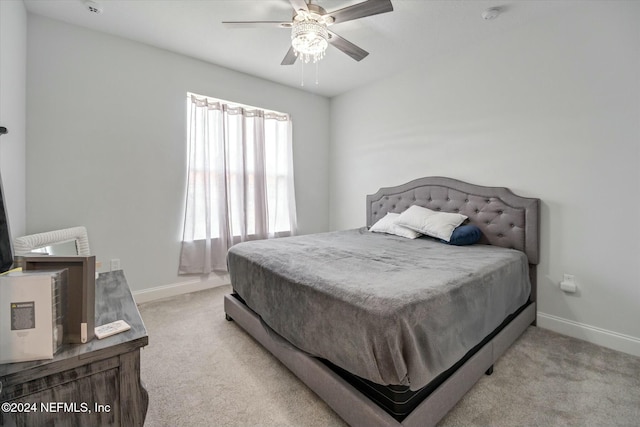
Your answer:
(222, 0), (394, 65)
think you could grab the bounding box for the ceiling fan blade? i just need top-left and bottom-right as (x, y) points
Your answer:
(328, 0), (393, 24)
(281, 46), (298, 65)
(222, 21), (292, 29)
(289, 0), (309, 13)
(328, 31), (369, 61)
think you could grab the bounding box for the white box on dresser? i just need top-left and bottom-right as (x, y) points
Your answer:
(0, 271), (66, 364)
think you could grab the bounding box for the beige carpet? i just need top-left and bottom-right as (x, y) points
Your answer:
(138, 285), (640, 426)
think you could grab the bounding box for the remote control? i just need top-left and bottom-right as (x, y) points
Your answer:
(95, 320), (131, 339)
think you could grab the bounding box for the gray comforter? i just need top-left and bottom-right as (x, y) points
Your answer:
(227, 228), (530, 390)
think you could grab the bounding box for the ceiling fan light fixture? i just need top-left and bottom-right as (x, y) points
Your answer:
(291, 19), (328, 63)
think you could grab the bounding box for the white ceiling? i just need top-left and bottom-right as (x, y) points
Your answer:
(23, 0), (573, 98)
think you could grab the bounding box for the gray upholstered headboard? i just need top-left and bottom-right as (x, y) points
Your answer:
(367, 177), (540, 300)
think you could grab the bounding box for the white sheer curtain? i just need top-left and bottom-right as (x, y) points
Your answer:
(179, 94), (297, 274)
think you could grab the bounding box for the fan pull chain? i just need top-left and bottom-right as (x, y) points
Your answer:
(299, 60), (320, 87)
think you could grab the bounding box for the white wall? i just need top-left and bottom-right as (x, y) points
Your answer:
(0, 0), (27, 238)
(330, 2), (640, 355)
(26, 15), (330, 296)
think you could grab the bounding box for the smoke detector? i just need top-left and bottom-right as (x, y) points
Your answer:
(482, 7), (501, 20)
(83, 0), (103, 14)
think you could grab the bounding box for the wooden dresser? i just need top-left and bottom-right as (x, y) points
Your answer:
(0, 270), (148, 426)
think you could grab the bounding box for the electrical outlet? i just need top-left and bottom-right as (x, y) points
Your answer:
(110, 259), (121, 271)
(560, 273), (577, 293)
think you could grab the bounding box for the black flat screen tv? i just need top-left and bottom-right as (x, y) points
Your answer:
(0, 169), (13, 273)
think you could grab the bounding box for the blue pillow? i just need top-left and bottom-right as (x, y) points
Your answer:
(443, 224), (482, 246)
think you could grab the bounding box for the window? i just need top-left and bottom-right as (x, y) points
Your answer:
(179, 93), (297, 273)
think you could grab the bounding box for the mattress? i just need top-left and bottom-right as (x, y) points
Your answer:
(227, 228), (530, 391)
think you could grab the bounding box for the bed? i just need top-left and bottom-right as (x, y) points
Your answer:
(224, 176), (539, 426)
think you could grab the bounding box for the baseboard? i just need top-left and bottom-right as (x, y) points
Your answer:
(132, 275), (230, 304)
(537, 311), (640, 357)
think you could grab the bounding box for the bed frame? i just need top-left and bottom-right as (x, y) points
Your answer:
(224, 176), (540, 427)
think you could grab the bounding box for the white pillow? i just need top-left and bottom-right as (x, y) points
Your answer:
(394, 205), (467, 242)
(369, 212), (421, 239)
